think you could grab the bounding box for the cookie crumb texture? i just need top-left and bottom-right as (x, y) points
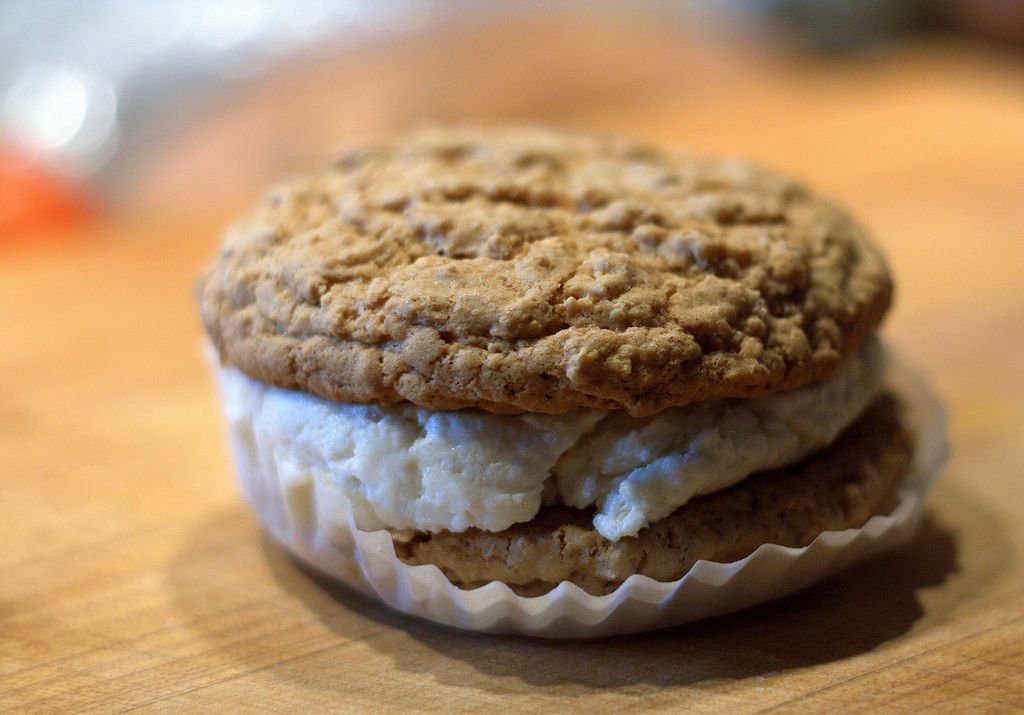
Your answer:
(393, 395), (913, 596)
(198, 127), (892, 415)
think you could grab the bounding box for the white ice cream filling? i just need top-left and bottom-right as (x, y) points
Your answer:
(217, 338), (886, 541)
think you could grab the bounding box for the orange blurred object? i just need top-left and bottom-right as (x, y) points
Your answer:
(0, 140), (94, 243)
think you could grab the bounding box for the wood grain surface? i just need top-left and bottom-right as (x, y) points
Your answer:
(2, 9), (1023, 712)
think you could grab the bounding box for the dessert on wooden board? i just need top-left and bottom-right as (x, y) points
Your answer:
(197, 127), (946, 635)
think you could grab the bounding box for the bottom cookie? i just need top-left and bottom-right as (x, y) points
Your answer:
(393, 395), (913, 597)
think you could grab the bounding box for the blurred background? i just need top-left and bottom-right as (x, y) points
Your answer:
(2, 0), (1023, 238)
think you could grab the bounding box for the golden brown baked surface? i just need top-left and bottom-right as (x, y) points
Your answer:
(393, 394), (914, 596)
(197, 127), (892, 415)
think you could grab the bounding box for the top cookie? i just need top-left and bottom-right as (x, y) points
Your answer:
(197, 127), (892, 416)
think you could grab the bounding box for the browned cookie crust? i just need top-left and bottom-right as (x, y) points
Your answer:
(392, 394), (913, 596)
(198, 127), (892, 416)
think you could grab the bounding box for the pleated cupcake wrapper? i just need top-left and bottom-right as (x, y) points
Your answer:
(225, 354), (948, 638)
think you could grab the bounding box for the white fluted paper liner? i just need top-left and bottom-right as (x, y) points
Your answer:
(223, 355), (947, 638)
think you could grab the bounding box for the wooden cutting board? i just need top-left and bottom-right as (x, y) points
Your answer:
(2, 11), (1023, 712)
